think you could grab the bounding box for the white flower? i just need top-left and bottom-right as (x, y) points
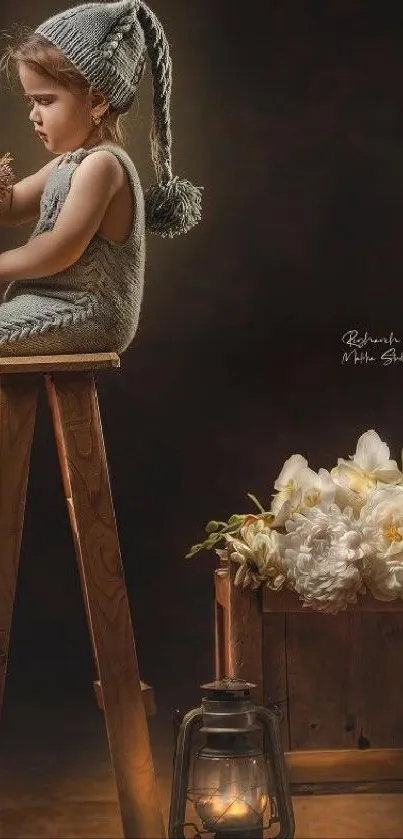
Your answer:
(331, 430), (402, 514)
(359, 485), (403, 600)
(282, 504), (369, 613)
(271, 454), (336, 526)
(203, 430), (403, 612)
(217, 517), (286, 591)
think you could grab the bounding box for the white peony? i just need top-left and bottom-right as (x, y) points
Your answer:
(216, 516), (286, 591)
(271, 454), (336, 526)
(359, 485), (403, 600)
(282, 504), (370, 613)
(196, 428), (403, 614)
(331, 430), (402, 515)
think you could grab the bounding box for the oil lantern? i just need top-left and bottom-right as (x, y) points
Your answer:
(168, 678), (295, 838)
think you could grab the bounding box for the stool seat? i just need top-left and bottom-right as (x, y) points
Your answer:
(0, 352), (120, 374)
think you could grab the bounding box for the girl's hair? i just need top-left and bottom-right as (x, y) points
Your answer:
(0, 29), (129, 146)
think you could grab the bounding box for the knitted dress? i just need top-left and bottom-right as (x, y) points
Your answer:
(0, 142), (145, 356)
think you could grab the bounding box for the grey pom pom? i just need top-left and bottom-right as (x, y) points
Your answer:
(144, 176), (203, 238)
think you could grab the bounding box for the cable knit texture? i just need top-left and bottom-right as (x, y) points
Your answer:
(0, 142), (145, 355)
(35, 1), (146, 113)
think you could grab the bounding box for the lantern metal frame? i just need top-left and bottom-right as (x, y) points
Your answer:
(168, 678), (295, 839)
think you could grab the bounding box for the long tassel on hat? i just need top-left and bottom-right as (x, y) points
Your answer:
(137, 1), (203, 237)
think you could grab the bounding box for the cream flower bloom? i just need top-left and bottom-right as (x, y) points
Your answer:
(282, 504), (369, 613)
(271, 454), (335, 526)
(217, 517), (286, 591)
(359, 485), (403, 600)
(331, 430), (402, 515)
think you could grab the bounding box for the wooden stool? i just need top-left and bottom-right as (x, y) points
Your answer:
(0, 352), (166, 839)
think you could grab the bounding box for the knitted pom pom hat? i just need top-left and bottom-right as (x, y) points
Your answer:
(35, 0), (203, 237)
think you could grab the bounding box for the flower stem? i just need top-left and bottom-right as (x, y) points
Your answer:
(247, 492), (266, 513)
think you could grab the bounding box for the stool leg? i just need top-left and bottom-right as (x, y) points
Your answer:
(45, 372), (166, 839)
(44, 376), (101, 688)
(0, 374), (38, 720)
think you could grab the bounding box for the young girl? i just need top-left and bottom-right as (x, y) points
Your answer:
(0, 0), (202, 356)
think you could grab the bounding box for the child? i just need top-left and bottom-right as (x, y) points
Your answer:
(0, 0), (203, 356)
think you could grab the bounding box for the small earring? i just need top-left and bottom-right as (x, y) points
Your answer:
(93, 115), (101, 126)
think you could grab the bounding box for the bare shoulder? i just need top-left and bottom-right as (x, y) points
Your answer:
(81, 149), (124, 181)
(68, 150), (124, 199)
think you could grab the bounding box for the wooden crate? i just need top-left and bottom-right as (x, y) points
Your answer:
(214, 563), (403, 794)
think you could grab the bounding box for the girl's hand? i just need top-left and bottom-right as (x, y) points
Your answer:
(0, 154), (15, 204)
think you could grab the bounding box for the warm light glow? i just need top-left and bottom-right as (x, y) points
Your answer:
(210, 794), (269, 820)
(192, 750), (270, 830)
(195, 787), (270, 829)
(212, 798), (249, 818)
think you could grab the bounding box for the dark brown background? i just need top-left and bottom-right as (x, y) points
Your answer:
(1, 0), (403, 716)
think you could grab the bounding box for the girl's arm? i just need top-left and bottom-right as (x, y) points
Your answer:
(0, 151), (121, 281)
(0, 155), (63, 228)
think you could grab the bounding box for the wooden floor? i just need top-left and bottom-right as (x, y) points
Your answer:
(1, 689), (403, 839)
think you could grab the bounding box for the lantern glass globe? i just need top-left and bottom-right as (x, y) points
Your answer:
(191, 750), (270, 832)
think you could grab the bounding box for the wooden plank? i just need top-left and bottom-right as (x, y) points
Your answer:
(93, 680), (156, 718)
(214, 568), (234, 679)
(45, 373), (103, 698)
(4, 790), (403, 839)
(214, 577), (224, 679)
(0, 375), (38, 719)
(286, 748), (403, 784)
(285, 611), (403, 752)
(262, 613), (290, 750)
(291, 780), (403, 795)
(0, 353), (120, 374)
(227, 562), (264, 703)
(214, 569), (231, 677)
(46, 373), (165, 839)
(215, 568), (229, 609)
(287, 613), (354, 750)
(263, 587), (403, 612)
(0, 801), (122, 838)
(346, 612), (403, 748)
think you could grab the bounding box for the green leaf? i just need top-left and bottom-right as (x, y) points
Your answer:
(185, 543), (203, 558)
(228, 514), (245, 526)
(205, 520), (219, 534)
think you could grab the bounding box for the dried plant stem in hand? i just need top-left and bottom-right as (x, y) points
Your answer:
(0, 153), (15, 203)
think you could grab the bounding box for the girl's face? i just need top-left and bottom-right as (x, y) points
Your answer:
(19, 62), (98, 154)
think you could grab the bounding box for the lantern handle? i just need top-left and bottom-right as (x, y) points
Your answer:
(172, 708), (184, 765)
(255, 705), (295, 839)
(168, 706), (203, 839)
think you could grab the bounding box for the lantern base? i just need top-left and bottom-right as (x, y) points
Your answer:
(213, 828), (263, 839)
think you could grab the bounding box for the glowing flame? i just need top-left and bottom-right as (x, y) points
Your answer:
(210, 793), (269, 822)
